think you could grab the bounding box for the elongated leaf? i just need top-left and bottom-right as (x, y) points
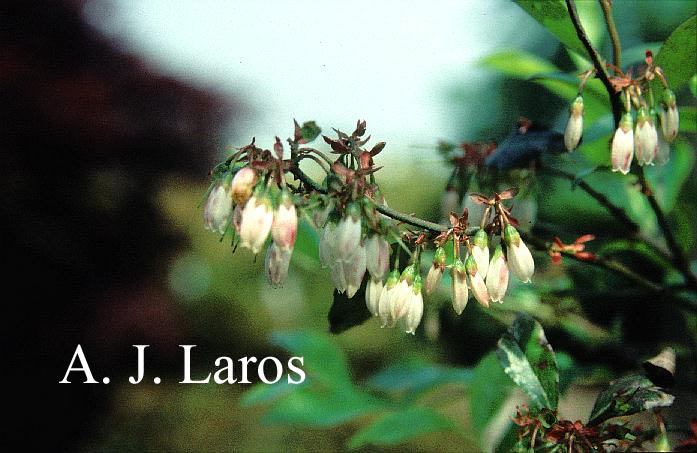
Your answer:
(482, 50), (608, 124)
(263, 387), (385, 427)
(513, 0), (591, 58)
(496, 314), (559, 410)
(271, 330), (351, 387)
(588, 374), (675, 426)
(469, 352), (515, 439)
(653, 15), (697, 100)
(367, 358), (472, 398)
(348, 407), (454, 449)
(240, 380), (305, 407)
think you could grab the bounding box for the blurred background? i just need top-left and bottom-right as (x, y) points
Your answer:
(3, 0), (695, 451)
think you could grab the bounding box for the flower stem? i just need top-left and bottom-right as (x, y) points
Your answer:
(636, 167), (697, 291)
(566, 0), (623, 125)
(599, 0), (621, 68)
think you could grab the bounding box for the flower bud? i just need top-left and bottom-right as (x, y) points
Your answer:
(660, 89), (679, 143)
(450, 258), (468, 315)
(344, 244), (367, 298)
(504, 225), (534, 283)
(230, 167), (257, 204)
(564, 95), (584, 151)
(635, 107), (657, 166)
(403, 275), (424, 335)
(611, 112), (634, 175)
(265, 242), (292, 287)
(272, 191), (297, 250)
(203, 176), (233, 234)
(424, 247), (446, 295)
(319, 221), (337, 268)
(365, 278), (383, 317)
(365, 234), (390, 281)
(378, 270), (400, 327)
(239, 191), (274, 254)
(334, 203), (362, 262)
(486, 245), (509, 303)
(471, 229), (490, 278)
(466, 254), (490, 308)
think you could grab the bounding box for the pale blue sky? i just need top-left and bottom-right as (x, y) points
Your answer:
(84, 0), (533, 157)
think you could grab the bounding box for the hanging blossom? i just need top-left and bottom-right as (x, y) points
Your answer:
(202, 121), (542, 338)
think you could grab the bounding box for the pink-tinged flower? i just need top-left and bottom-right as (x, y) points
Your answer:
(365, 278), (383, 317)
(390, 265), (416, 323)
(265, 242), (292, 287)
(549, 234), (595, 264)
(424, 247), (446, 294)
(402, 275), (424, 335)
(271, 191), (297, 250)
(635, 107), (657, 166)
(203, 177), (233, 234)
(660, 89), (679, 143)
(239, 192), (273, 254)
(564, 95), (584, 151)
(451, 258), (468, 315)
(319, 221), (337, 268)
(471, 229), (490, 278)
(343, 244), (366, 298)
(230, 166), (257, 204)
(466, 254), (489, 308)
(504, 225), (534, 283)
(611, 112), (634, 175)
(486, 245), (509, 303)
(334, 203), (362, 262)
(365, 234), (390, 281)
(378, 270), (401, 327)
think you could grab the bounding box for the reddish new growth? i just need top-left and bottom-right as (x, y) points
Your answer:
(453, 142), (497, 169)
(549, 234), (596, 264)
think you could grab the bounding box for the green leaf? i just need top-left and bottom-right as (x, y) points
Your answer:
(300, 120), (322, 143)
(513, 0), (592, 58)
(588, 374), (675, 426)
(482, 50), (608, 124)
(469, 352), (515, 439)
(690, 74), (697, 98)
(653, 16), (697, 100)
(496, 313), (559, 410)
(271, 330), (351, 387)
(367, 358), (472, 398)
(679, 106), (696, 133)
(240, 380), (305, 407)
(646, 139), (696, 212)
(263, 387), (385, 427)
(327, 284), (371, 334)
(348, 407), (454, 449)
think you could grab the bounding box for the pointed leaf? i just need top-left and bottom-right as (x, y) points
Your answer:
(470, 352), (515, 440)
(271, 330), (351, 387)
(496, 313), (559, 409)
(653, 15), (697, 101)
(348, 407), (454, 449)
(588, 374), (675, 426)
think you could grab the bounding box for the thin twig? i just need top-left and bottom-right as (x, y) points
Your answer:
(543, 165), (639, 233)
(599, 0), (621, 68)
(565, 0), (623, 125)
(636, 167), (697, 291)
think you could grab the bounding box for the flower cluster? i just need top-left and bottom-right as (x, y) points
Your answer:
(563, 51), (680, 174)
(203, 121), (536, 336)
(203, 139), (299, 287)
